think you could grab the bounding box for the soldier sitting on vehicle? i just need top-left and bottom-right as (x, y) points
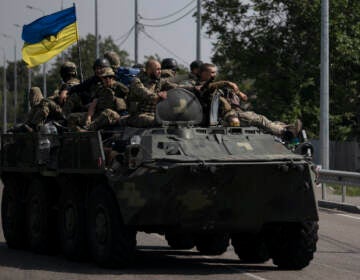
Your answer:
(49, 61), (80, 107)
(127, 59), (178, 127)
(67, 67), (128, 131)
(63, 58), (111, 117)
(23, 87), (64, 131)
(161, 58), (178, 79)
(194, 63), (302, 138)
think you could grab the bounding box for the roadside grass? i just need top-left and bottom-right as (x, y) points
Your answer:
(329, 184), (360, 196)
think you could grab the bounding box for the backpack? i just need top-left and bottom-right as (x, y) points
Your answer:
(115, 67), (141, 87)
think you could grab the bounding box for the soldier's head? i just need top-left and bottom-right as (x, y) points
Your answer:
(29, 87), (43, 108)
(199, 63), (217, 82)
(145, 59), (161, 80)
(190, 60), (203, 77)
(161, 58), (178, 73)
(104, 51), (121, 70)
(93, 58), (111, 77)
(100, 67), (116, 88)
(60, 61), (77, 81)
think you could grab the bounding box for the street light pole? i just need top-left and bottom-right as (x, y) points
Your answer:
(2, 34), (17, 124)
(26, 5), (47, 97)
(95, 0), (99, 58)
(134, 0), (139, 64)
(0, 48), (7, 133)
(196, 0), (201, 61)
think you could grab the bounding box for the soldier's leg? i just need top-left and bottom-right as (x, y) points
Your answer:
(67, 112), (87, 131)
(126, 113), (156, 128)
(87, 109), (120, 130)
(237, 110), (285, 135)
(28, 104), (50, 131)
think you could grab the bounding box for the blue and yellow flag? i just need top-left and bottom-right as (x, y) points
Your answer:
(22, 6), (79, 68)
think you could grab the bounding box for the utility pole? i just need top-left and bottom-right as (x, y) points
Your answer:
(26, 5), (47, 97)
(1, 48), (7, 133)
(320, 0), (329, 199)
(95, 0), (99, 58)
(134, 0), (139, 64)
(196, 0), (201, 61)
(2, 34), (17, 124)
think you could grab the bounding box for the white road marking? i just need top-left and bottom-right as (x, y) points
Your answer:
(336, 213), (360, 220)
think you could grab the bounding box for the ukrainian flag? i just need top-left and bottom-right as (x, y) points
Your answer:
(22, 6), (79, 68)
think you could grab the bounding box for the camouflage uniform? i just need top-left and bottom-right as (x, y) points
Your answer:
(63, 76), (103, 117)
(48, 77), (80, 106)
(25, 87), (64, 131)
(127, 72), (177, 127)
(68, 71), (128, 131)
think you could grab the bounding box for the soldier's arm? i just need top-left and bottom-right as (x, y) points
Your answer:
(86, 99), (98, 124)
(209, 80), (247, 101)
(130, 77), (159, 101)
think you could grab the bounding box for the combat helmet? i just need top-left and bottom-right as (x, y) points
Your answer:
(93, 58), (110, 70)
(161, 58), (178, 71)
(60, 61), (77, 79)
(104, 51), (121, 69)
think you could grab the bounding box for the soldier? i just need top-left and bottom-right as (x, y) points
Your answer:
(173, 60), (203, 85)
(50, 61), (80, 106)
(104, 51), (121, 73)
(195, 63), (301, 137)
(68, 67), (128, 131)
(63, 58), (111, 116)
(127, 59), (177, 127)
(24, 87), (64, 131)
(161, 58), (178, 79)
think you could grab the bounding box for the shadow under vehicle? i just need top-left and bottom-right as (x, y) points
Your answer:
(0, 88), (318, 269)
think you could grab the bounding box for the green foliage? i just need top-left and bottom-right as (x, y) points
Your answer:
(202, 0), (360, 140)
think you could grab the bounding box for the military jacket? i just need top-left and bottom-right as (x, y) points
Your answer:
(129, 72), (177, 114)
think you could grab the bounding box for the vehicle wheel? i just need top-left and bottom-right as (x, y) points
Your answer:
(232, 232), (270, 263)
(58, 185), (87, 260)
(267, 222), (318, 270)
(26, 178), (57, 254)
(87, 186), (136, 268)
(165, 232), (195, 249)
(195, 233), (229, 255)
(1, 177), (27, 249)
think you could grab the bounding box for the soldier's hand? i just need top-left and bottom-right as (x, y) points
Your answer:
(239, 92), (248, 101)
(157, 91), (167, 100)
(85, 116), (92, 126)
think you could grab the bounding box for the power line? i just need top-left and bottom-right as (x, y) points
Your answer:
(118, 26), (135, 48)
(141, 6), (196, 28)
(139, 0), (195, 21)
(115, 25), (135, 42)
(141, 29), (188, 65)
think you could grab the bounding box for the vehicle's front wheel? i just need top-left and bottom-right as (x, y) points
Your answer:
(195, 233), (229, 255)
(87, 186), (136, 268)
(267, 222), (318, 270)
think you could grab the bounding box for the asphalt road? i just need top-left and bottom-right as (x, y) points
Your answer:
(0, 187), (359, 280)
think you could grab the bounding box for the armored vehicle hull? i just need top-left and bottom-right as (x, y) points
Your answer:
(0, 88), (318, 269)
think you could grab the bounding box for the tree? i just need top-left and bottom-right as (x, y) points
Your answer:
(202, 0), (360, 140)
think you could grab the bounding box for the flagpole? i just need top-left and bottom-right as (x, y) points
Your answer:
(73, 3), (84, 82)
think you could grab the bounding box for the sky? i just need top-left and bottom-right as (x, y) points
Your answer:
(0, 0), (215, 69)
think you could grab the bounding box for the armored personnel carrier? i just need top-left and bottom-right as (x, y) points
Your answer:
(0, 89), (318, 269)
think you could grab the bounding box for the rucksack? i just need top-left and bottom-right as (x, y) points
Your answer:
(115, 67), (141, 87)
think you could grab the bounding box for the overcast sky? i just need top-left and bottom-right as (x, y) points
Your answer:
(0, 0), (215, 68)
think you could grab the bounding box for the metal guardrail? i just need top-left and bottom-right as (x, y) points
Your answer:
(318, 169), (360, 210)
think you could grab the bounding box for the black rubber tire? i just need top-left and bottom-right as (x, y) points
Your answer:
(267, 222), (319, 270)
(58, 185), (88, 260)
(1, 177), (27, 249)
(232, 232), (270, 263)
(26, 178), (58, 254)
(195, 233), (229, 255)
(165, 232), (195, 250)
(87, 186), (136, 268)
